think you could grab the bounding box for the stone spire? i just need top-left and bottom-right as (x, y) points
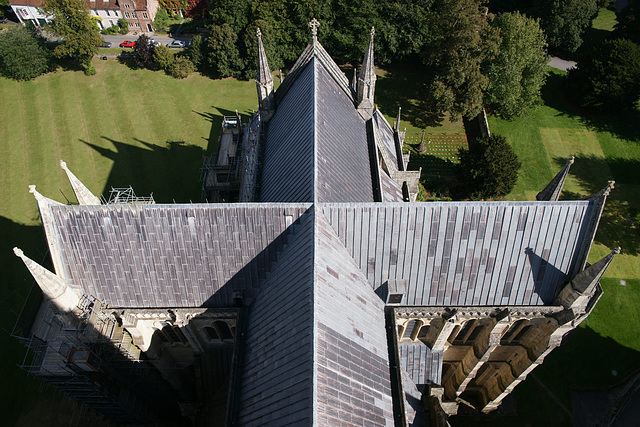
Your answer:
(60, 160), (101, 205)
(256, 27), (275, 122)
(575, 180), (615, 270)
(536, 156), (574, 201)
(29, 185), (66, 275)
(351, 66), (357, 93)
(356, 27), (376, 119)
(13, 247), (81, 312)
(394, 106), (402, 132)
(555, 247), (620, 312)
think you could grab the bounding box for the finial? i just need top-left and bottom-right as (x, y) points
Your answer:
(370, 27), (375, 37)
(309, 18), (320, 37)
(568, 156), (575, 165)
(29, 185), (43, 201)
(60, 160), (68, 170)
(603, 180), (615, 196)
(13, 247), (24, 258)
(256, 27), (262, 38)
(613, 247), (621, 255)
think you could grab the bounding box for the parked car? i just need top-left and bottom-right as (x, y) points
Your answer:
(148, 39), (159, 47)
(102, 41), (112, 48)
(166, 40), (186, 48)
(120, 40), (136, 48)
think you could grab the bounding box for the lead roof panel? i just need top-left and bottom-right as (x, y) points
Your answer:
(260, 60), (316, 202)
(315, 61), (374, 202)
(49, 204), (310, 307)
(319, 201), (598, 306)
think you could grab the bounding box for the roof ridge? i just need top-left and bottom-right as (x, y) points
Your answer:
(276, 40), (353, 104)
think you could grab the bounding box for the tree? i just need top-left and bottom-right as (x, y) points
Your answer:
(457, 134), (521, 199)
(133, 34), (154, 68)
(483, 12), (548, 119)
(42, 0), (102, 70)
(188, 35), (205, 70)
(168, 56), (195, 78)
(615, 0), (640, 44)
(528, 0), (598, 53)
(0, 26), (55, 80)
(207, 23), (244, 78)
(154, 44), (174, 70)
(0, 0), (10, 17)
(567, 38), (640, 112)
(420, 0), (499, 123)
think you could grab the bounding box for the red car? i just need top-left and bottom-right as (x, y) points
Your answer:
(119, 40), (136, 48)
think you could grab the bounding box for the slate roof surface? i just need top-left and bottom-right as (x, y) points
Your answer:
(48, 203), (309, 307)
(260, 60), (315, 202)
(239, 207), (394, 425)
(238, 208), (315, 425)
(314, 211), (394, 425)
(320, 201), (600, 306)
(260, 58), (374, 203)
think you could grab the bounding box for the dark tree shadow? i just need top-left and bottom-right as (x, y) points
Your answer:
(375, 63), (445, 129)
(407, 152), (459, 198)
(541, 71), (640, 143)
(553, 155), (640, 256)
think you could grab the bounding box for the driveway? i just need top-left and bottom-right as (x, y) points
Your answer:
(548, 56), (577, 72)
(102, 34), (190, 47)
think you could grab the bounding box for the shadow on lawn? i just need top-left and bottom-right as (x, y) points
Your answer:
(554, 154), (640, 256)
(376, 63), (446, 129)
(541, 72), (640, 143)
(82, 137), (205, 203)
(449, 325), (640, 427)
(78, 106), (233, 203)
(192, 107), (238, 154)
(0, 216), (54, 427)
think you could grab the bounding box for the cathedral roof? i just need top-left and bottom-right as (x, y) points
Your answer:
(260, 58), (374, 202)
(18, 23), (615, 426)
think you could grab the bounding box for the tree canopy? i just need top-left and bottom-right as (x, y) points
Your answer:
(568, 38), (640, 112)
(483, 12), (548, 119)
(133, 34), (154, 68)
(0, 26), (55, 80)
(42, 0), (102, 69)
(457, 134), (521, 199)
(615, 0), (640, 44)
(420, 0), (498, 123)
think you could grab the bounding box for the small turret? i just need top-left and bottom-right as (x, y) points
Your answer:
(256, 28), (275, 122)
(536, 156), (574, 201)
(60, 160), (101, 205)
(356, 27), (376, 120)
(555, 247), (620, 313)
(13, 247), (81, 312)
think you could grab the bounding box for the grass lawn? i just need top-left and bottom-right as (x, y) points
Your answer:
(0, 59), (257, 426)
(592, 7), (617, 31)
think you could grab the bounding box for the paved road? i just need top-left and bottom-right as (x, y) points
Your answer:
(102, 34), (190, 47)
(548, 56), (577, 72)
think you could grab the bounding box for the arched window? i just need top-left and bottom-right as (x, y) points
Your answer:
(204, 326), (219, 341)
(215, 321), (233, 340)
(501, 320), (528, 344)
